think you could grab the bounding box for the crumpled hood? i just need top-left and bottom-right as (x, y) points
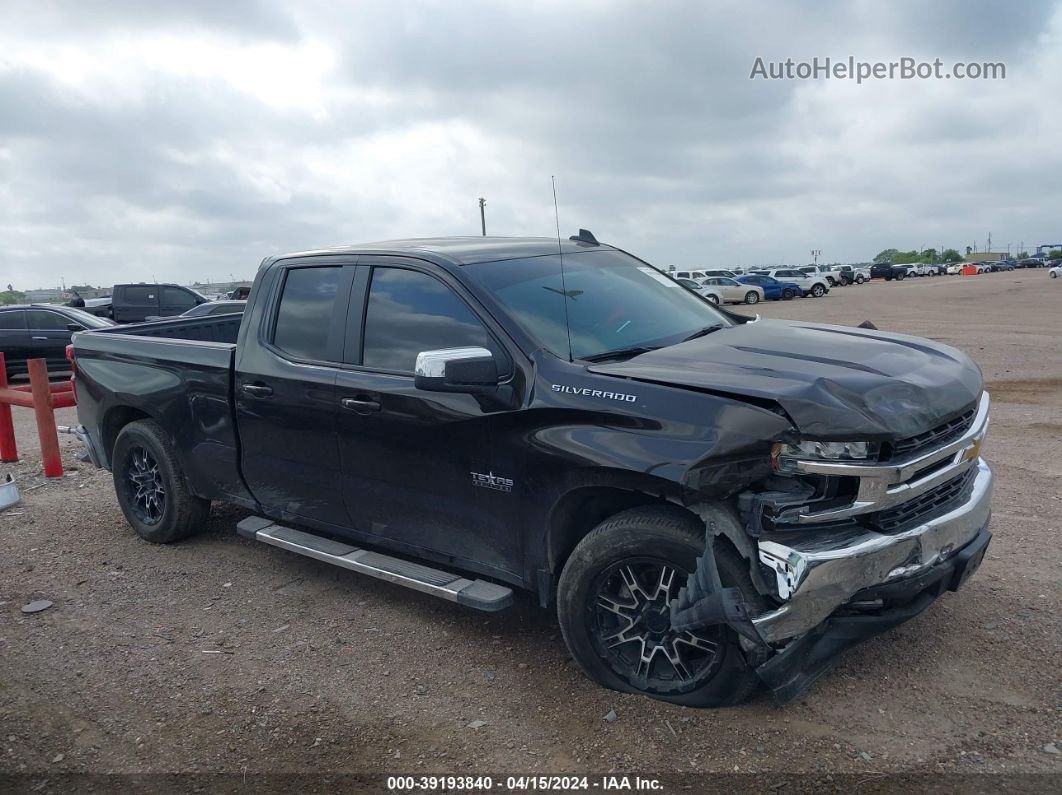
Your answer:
(588, 319), (983, 439)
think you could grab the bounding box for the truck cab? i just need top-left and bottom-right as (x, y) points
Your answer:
(111, 283), (208, 323)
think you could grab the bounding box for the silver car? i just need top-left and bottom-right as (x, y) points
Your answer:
(700, 277), (765, 305)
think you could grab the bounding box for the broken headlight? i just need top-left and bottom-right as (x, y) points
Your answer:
(772, 440), (877, 472)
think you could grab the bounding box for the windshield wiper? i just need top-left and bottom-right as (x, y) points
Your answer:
(582, 345), (662, 363)
(682, 323), (727, 342)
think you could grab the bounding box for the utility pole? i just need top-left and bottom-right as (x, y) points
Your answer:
(478, 197), (487, 236)
(811, 249), (821, 266)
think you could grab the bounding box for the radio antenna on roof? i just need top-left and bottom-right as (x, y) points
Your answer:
(552, 176), (575, 364)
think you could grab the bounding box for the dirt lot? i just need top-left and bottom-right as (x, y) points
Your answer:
(2, 271), (1060, 789)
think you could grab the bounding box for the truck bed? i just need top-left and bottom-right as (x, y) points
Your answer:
(71, 314), (250, 505)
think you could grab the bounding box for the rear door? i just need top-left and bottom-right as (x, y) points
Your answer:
(114, 285), (159, 322)
(25, 309), (76, 372)
(0, 309), (29, 377)
(235, 257), (356, 529)
(334, 259), (522, 576)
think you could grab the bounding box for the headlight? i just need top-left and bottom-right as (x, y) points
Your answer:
(772, 440), (876, 472)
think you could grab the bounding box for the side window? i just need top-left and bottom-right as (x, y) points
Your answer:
(362, 268), (491, 373)
(162, 286), (197, 310)
(0, 310), (26, 329)
(273, 266), (342, 361)
(123, 286), (157, 304)
(26, 310), (72, 330)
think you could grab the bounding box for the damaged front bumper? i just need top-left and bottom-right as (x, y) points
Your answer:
(753, 458), (993, 644)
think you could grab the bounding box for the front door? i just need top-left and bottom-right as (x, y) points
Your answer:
(334, 261), (522, 577)
(235, 258), (356, 529)
(25, 309), (75, 372)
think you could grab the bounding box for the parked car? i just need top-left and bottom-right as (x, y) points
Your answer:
(1018, 258), (1044, 269)
(736, 274), (801, 300)
(700, 277), (764, 304)
(756, 268), (830, 297)
(673, 270), (709, 283)
(701, 269), (739, 279)
(0, 304), (115, 379)
(798, 265), (847, 286)
(145, 300), (248, 322)
(675, 278), (724, 305)
(1050, 264), (1061, 279)
(837, 265), (870, 284)
(946, 263), (964, 275)
(870, 263), (910, 281)
(989, 261), (1015, 272)
(110, 283), (209, 324)
(71, 233), (993, 707)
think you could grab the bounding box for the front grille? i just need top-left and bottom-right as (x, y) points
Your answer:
(867, 469), (976, 533)
(890, 407), (976, 459)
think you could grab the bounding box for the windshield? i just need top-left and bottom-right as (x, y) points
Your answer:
(63, 307), (116, 328)
(466, 249), (731, 360)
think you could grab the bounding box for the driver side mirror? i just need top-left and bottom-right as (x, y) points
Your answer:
(414, 347), (499, 393)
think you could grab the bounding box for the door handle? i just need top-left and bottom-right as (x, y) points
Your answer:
(240, 384), (274, 398)
(341, 396), (381, 413)
(32, 336), (48, 340)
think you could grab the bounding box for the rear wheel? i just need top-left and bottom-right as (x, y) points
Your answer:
(782, 288), (796, 300)
(112, 419), (210, 544)
(810, 283), (826, 297)
(855, 273), (866, 284)
(895, 271), (906, 281)
(557, 506), (766, 707)
(743, 291), (760, 305)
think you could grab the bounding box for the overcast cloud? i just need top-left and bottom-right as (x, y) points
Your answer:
(1, 0), (1060, 289)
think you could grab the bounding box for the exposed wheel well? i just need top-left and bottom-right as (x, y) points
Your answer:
(101, 406), (153, 466)
(548, 487), (670, 576)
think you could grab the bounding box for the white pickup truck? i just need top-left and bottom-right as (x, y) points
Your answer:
(906, 263), (945, 277)
(798, 265), (848, 286)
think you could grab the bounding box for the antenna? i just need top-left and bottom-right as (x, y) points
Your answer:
(552, 176), (575, 363)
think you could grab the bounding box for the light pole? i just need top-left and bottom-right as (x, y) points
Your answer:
(478, 197), (487, 236)
(811, 249), (821, 266)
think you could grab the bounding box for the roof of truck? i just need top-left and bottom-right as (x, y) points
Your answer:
(271, 235), (615, 266)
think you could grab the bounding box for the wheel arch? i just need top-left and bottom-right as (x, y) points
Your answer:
(101, 405), (156, 467)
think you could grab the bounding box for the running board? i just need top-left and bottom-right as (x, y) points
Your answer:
(236, 517), (513, 612)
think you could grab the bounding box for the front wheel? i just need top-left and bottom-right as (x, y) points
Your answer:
(810, 283), (826, 297)
(781, 288), (796, 300)
(743, 291), (760, 305)
(895, 271), (906, 281)
(855, 274), (866, 284)
(1051, 271), (1058, 278)
(705, 294), (720, 305)
(556, 507), (766, 707)
(112, 419), (210, 544)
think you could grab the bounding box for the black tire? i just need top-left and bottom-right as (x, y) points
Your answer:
(810, 283), (826, 297)
(781, 288), (796, 300)
(895, 271), (906, 281)
(855, 274), (865, 284)
(1051, 271), (1058, 278)
(706, 294), (720, 305)
(556, 506), (767, 707)
(743, 291), (760, 305)
(112, 419), (210, 544)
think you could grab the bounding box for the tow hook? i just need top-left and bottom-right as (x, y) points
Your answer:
(669, 532), (766, 647)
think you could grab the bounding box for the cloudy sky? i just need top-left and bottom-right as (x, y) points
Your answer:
(2, 0), (1060, 290)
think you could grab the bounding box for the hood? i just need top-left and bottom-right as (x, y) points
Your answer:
(588, 320), (983, 439)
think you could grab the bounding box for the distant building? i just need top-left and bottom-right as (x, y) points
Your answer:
(24, 289), (62, 302)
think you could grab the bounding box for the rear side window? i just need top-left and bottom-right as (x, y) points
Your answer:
(361, 268), (491, 372)
(26, 310), (71, 330)
(273, 266), (342, 360)
(0, 310), (26, 329)
(122, 286), (156, 304)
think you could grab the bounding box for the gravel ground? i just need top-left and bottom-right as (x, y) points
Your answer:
(1, 270), (1060, 790)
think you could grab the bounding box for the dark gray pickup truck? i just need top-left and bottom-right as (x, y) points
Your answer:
(71, 234), (993, 705)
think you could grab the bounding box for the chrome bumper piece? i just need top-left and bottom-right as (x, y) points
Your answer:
(751, 455), (993, 644)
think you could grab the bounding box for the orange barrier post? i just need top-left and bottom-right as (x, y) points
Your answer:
(0, 353), (16, 462)
(27, 359), (64, 477)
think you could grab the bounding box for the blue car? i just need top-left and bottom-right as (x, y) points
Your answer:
(736, 274), (801, 301)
